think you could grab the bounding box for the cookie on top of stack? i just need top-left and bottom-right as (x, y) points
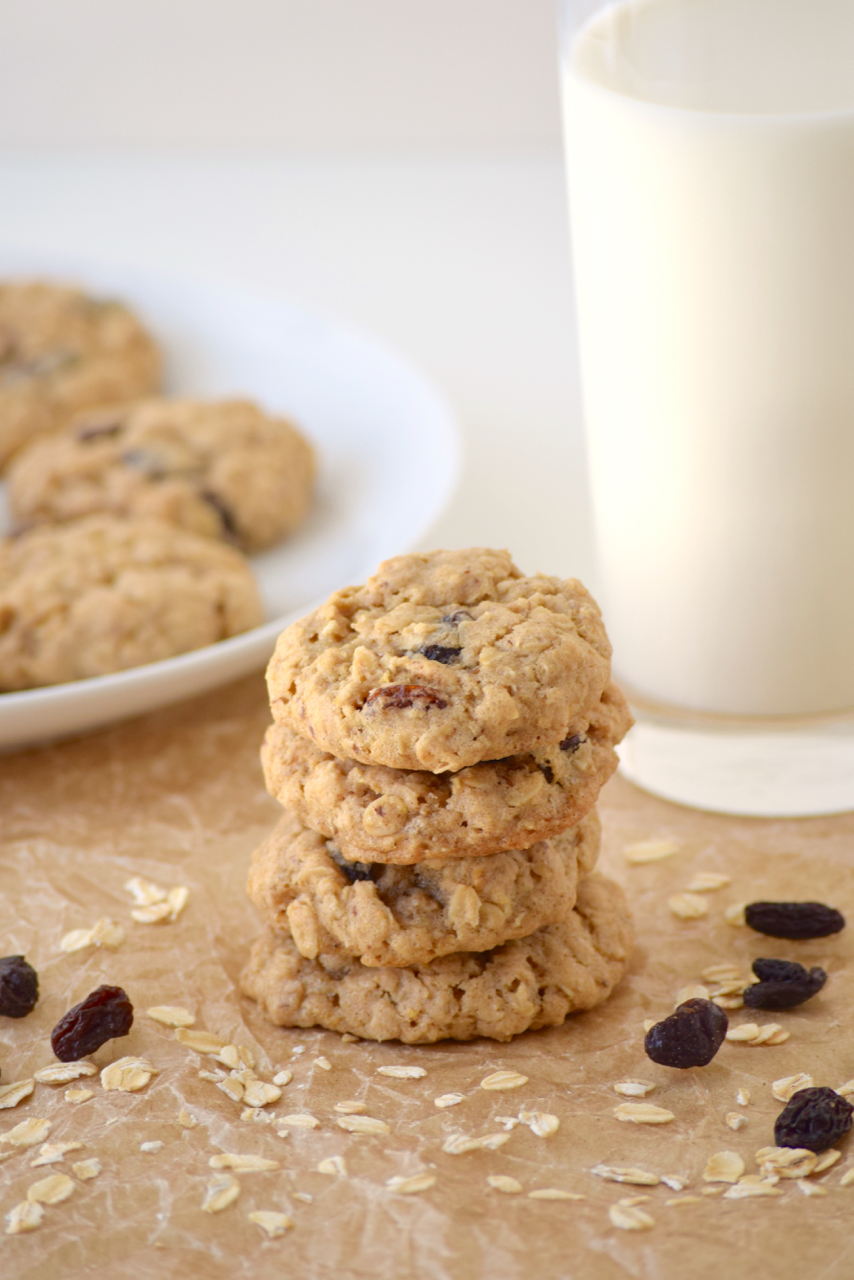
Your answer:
(241, 548), (634, 1043)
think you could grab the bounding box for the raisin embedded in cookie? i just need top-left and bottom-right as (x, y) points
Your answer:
(0, 281), (161, 469)
(240, 872), (633, 1044)
(261, 682), (631, 864)
(0, 514), (264, 691)
(7, 397), (316, 552)
(266, 548), (613, 773)
(247, 808), (600, 968)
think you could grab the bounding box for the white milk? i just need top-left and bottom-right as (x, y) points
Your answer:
(562, 0), (854, 715)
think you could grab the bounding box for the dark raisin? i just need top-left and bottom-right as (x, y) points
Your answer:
(644, 998), (728, 1069)
(559, 734), (585, 753)
(538, 763), (555, 785)
(328, 846), (375, 883)
(775, 1086), (853, 1153)
(441, 610), (472, 625)
(744, 958), (827, 1010)
(51, 985), (134, 1061)
(418, 644), (461, 664)
(744, 901), (845, 940)
(121, 447), (168, 477)
(200, 489), (238, 538)
(0, 956), (39, 1018)
(363, 684), (448, 712)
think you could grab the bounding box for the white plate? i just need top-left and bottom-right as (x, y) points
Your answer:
(0, 258), (460, 751)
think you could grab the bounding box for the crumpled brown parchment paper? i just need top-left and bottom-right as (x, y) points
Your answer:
(1, 674), (853, 1280)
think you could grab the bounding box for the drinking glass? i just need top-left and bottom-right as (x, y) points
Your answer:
(559, 0), (854, 815)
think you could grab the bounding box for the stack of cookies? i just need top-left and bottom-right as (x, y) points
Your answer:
(241, 548), (634, 1044)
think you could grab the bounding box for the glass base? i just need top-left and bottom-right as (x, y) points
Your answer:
(618, 702), (854, 817)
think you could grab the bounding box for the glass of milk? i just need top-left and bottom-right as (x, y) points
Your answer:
(560, 0), (854, 815)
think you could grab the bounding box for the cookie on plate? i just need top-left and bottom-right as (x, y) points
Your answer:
(0, 281), (161, 468)
(261, 683), (630, 864)
(241, 872), (632, 1043)
(266, 548), (612, 773)
(0, 514), (264, 691)
(247, 808), (600, 968)
(7, 397), (316, 552)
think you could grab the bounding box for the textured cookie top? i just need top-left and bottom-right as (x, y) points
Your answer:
(262, 682), (631, 863)
(241, 872), (633, 1044)
(0, 281), (161, 468)
(247, 809), (600, 968)
(0, 514), (264, 691)
(267, 548), (612, 772)
(8, 397), (316, 552)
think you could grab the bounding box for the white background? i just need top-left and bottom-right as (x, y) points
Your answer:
(0, 1), (594, 584)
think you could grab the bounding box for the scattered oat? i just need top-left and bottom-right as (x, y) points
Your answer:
(209, 1152), (280, 1172)
(614, 1103), (675, 1126)
(313, 1057), (332, 1071)
(608, 1202), (654, 1229)
(335, 1101), (367, 1115)
(701, 1185), (724, 1196)
(836, 1080), (854, 1098)
(241, 1108), (273, 1124)
(736, 1088), (751, 1106)
(725, 903), (747, 927)
(613, 1081), (655, 1098)
(140, 1141), (164, 1154)
(216, 1045), (242, 1070)
(480, 1070), (529, 1092)
(131, 903), (172, 924)
(377, 1065), (427, 1080)
(712, 995), (745, 1011)
(798, 1178), (828, 1197)
(202, 1173), (240, 1214)
(72, 1158), (101, 1180)
(216, 1077), (244, 1103)
(291, 1046), (305, 1055)
(293, 1191), (313, 1203)
(124, 876), (167, 905)
(726, 1113), (748, 1131)
(750, 1023), (786, 1046)
(755, 1147), (817, 1179)
(487, 1175), (523, 1194)
(709, 979), (746, 997)
(443, 1132), (512, 1155)
(591, 1165), (659, 1187)
(702, 963), (742, 983)
(336, 1116), (390, 1136)
(5, 1201), (44, 1234)
(618, 1195), (651, 1206)
(61, 917), (126, 952)
(675, 984), (710, 1006)
(624, 839), (679, 864)
(100, 1057), (158, 1093)
(177, 1109), (197, 1129)
(703, 1151), (744, 1183)
(272, 1070), (293, 1087)
(174, 1028), (226, 1055)
(278, 1114), (319, 1130)
(341, 1034), (358, 1044)
(1, 1118), (52, 1148)
(726, 1023), (761, 1042)
(200, 1068), (227, 1084)
(34, 1061), (97, 1085)
(0, 1080), (34, 1109)
(519, 1110), (560, 1138)
(243, 1081), (282, 1109)
(772, 1074), (814, 1103)
(723, 1176), (782, 1199)
(249, 1209), (294, 1237)
(166, 886), (190, 920)
(813, 1150), (842, 1174)
(434, 1093), (465, 1109)
(642, 1019), (656, 1033)
(147, 1006), (195, 1029)
(661, 1175), (688, 1192)
(27, 1173), (74, 1205)
(30, 1142), (82, 1167)
(839, 1166), (854, 1187)
(317, 1156), (347, 1176)
(529, 1189), (584, 1201)
(686, 872), (731, 892)
(386, 1174), (436, 1194)
(65, 1089), (94, 1105)
(668, 893), (708, 920)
